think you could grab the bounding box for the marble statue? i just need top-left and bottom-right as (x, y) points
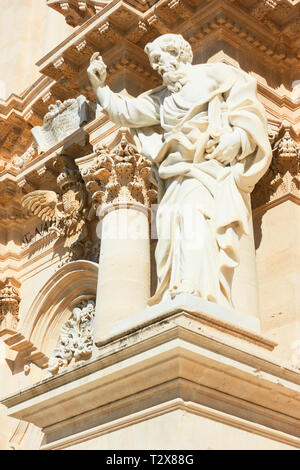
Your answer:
(87, 34), (272, 309)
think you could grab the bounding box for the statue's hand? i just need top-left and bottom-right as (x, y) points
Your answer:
(205, 129), (241, 165)
(87, 52), (107, 90)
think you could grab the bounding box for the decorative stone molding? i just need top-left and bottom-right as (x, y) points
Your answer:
(57, 239), (100, 269)
(10, 142), (38, 172)
(251, 0), (279, 22)
(22, 157), (90, 248)
(168, 0), (193, 21)
(0, 278), (21, 332)
(80, 129), (157, 215)
(288, 340), (300, 371)
(0, 329), (49, 370)
(31, 96), (90, 154)
(0, 0), (298, 177)
(48, 297), (96, 375)
(48, 0), (155, 27)
(0, 278), (50, 371)
(251, 127), (299, 210)
(47, 0), (108, 26)
(8, 421), (30, 450)
(267, 120), (282, 145)
(276, 128), (298, 159)
(98, 21), (123, 44)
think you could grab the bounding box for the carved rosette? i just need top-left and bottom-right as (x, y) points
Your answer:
(251, 127), (299, 210)
(0, 279), (21, 331)
(48, 297), (96, 375)
(80, 131), (157, 216)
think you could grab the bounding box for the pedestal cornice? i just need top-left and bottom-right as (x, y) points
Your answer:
(2, 304), (299, 449)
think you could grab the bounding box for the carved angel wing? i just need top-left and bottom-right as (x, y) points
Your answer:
(22, 190), (58, 221)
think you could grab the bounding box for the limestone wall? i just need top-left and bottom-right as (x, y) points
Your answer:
(0, 0), (71, 99)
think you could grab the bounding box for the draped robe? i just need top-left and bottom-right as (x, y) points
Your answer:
(99, 63), (272, 307)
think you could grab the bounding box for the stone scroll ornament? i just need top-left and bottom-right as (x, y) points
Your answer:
(31, 96), (89, 154)
(87, 34), (272, 309)
(48, 298), (96, 375)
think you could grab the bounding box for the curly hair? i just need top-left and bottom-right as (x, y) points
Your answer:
(144, 34), (193, 64)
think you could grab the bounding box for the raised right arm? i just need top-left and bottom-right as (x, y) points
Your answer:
(88, 53), (160, 128)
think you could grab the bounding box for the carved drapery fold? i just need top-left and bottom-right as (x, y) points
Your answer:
(48, 297), (96, 375)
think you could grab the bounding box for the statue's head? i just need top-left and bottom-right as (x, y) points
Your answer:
(145, 34), (193, 92)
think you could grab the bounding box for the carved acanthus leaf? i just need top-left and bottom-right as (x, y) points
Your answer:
(0, 279), (21, 332)
(252, 127), (299, 210)
(81, 129), (157, 212)
(48, 297), (96, 375)
(276, 129), (298, 159)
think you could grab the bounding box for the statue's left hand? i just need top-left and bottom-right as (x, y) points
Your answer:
(205, 129), (241, 165)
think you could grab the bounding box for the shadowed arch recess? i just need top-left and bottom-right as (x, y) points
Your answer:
(22, 261), (98, 356)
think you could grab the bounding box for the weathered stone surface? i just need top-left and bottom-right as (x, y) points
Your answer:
(31, 96), (90, 153)
(0, 0), (299, 452)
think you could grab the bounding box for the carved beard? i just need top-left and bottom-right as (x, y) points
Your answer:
(162, 69), (189, 93)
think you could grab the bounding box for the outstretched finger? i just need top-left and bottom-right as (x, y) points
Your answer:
(90, 52), (100, 62)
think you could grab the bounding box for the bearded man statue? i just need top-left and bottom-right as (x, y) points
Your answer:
(87, 34), (272, 310)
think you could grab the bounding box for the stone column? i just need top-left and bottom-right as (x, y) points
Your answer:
(251, 126), (300, 361)
(81, 131), (157, 341)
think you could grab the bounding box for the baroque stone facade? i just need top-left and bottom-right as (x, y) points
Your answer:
(0, 0), (299, 451)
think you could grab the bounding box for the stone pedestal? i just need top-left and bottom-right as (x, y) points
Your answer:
(2, 300), (300, 450)
(97, 294), (261, 345)
(79, 130), (157, 343)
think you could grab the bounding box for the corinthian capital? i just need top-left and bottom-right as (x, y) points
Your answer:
(80, 129), (157, 216)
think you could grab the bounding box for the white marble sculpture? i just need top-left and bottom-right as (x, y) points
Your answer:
(87, 34), (272, 308)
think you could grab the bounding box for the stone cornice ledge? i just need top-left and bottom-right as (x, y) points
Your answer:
(97, 294), (262, 344)
(252, 193), (300, 216)
(1, 305), (300, 447)
(42, 399), (300, 450)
